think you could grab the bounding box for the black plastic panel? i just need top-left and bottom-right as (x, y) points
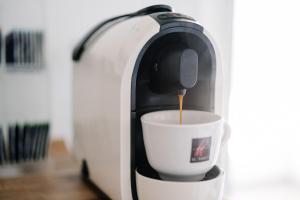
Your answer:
(150, 12), (196, 27)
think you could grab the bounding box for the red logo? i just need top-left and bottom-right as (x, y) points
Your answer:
(190, 137), (211, 162)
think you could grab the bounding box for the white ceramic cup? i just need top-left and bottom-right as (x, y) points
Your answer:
(141, 110), (223, 181)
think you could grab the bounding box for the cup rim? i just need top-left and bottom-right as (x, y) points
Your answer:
(141, 110), (222, 128)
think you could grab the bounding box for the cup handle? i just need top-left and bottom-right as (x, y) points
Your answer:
(222, 122), (231, 145)
(217, 122), (231, 169)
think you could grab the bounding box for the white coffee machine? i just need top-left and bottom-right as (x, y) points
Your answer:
(73, 5), (231, 200)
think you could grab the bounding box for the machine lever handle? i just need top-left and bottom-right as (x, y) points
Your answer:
(72, 5), (173, 62)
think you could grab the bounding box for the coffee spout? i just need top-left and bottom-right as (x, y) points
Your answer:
(177, 89), (187, 96)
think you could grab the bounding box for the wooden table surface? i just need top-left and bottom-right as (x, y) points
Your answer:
(0, 141), (102, 200)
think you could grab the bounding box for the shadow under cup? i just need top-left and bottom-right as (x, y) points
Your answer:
(141, 110), (223, 181)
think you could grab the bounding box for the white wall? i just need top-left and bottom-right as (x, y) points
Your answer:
(229, 0), (300, 199)
(0, 0), (50, 136)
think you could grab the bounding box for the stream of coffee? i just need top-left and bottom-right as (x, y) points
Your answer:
(178, 94), (184, 125)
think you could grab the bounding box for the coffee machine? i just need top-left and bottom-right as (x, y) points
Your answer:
(73, 5), (231, 200)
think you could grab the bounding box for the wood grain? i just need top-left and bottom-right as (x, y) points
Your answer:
(0, 140), (100, 200)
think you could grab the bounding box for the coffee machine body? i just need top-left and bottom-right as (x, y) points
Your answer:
(73, 5), (230, 200)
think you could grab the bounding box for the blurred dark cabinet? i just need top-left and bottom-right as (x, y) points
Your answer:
(0, 123), (49, 165)
(5, 30), (44, 67)
(0, 30), (2, 63)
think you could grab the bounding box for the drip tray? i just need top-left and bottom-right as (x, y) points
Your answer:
(137, 165), (221, 182)
(136, 165), (225, 200)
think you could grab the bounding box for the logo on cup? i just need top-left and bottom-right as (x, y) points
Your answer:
(190, 137), (211, 163)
